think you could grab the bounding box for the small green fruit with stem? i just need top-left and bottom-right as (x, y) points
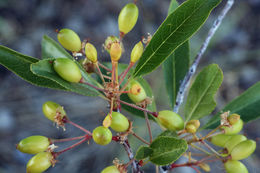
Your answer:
(224, 135), (247, 153)
(209, 134), (232, 147)
(185, 124), (197, 133)
(107, 112), (129, 132)
(42, 101), (66, 122)
(157, 110), (184, 131)
(26, 152), (53, 173)
(222, 119), (243, 135)
(17, 136), (50, 154)
(85, 42), (97, 63)
(118, 3), (139, 35)
(57, 28), (81, 52)
(231, 140), (256, 160)
(224, 160), (248, 173)
(53, 58), (82, 83)
(92, 126), (112, 146)
(101, 165), (120, 173)
(127, 80), (147, 103)
(104, 36), (120, 53)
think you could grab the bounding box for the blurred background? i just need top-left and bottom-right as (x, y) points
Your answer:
(0, 0), (259, 172)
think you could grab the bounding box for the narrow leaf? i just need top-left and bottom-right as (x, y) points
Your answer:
(184, 64), (223, 122)
(0, 45), (66, 90)
(149, 136), (188, 165)
(135, 146), (153, 160)
(31, 59), (100, 97)
(203, 82), (260, 129)
(157, 130), (177, 138)
(133, 0), (222, 77)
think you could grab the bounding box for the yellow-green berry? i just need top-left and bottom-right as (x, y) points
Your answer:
(57, 28), (81, 52)
(26, 152), (53, 173)
(185, 124), (197, 133)
(104, 36), (120, 53)
(101, 165), (120, 173)
(92, 126), (112, 146)
(228, 114), (240, 125)
(157, 110), (184, 131)
(53, 58), (82, 83)
(42, 101), (66, 122)
(231, 140), (256, 160)
(222, 119), (243, 135)
(17, 136), (50, 154)
(110, 42), (122, 62)
(224, 160), (248, 173)
(127, 80), (147, 103)
(224, 135), (247, 153)
(108, 112), (129, 132)
(130, 41), (143, 63)
(209, 134), (232, 147)
(85, 42), (97, 63)
(118, 3), (139, 34)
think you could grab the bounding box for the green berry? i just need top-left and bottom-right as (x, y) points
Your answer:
(131, 41), (143, 63)
(187, 120), (200, 129)
(57, 28), (81, 52)
(127, 80), (147, 103)
(85, 42), (97, 63)
(92, 126), (112, 145)
(209, 134), (232, 147)
(224, 160), (248, 173)
(101, 165), (120, 173)
(228, 114), (240, 125)
(104, 36), (120, 53)
(109, 112), (129, 132)
(53, 58), (82, 83)
(110, 42), (122, 62)
(17, 136), (50, 154)
(231, 140), (256, 160)
(118, 3), (139, 34)
(224, 135), (247, 153)
(26, 152), (53, 173)
(157, 110), (184, 131)
(42, 101), (66, 122)
(222, 119), (243, 135)
(185, 124), (197, 133)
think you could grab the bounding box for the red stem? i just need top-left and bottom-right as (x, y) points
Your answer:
(118, 62), (134, 86)
(98, 62), (112, 72)
(79, 78), (106, 93)
(66, 120), (92, 135)
(50, 136), (85, 143)
(117, 99), (158, 117)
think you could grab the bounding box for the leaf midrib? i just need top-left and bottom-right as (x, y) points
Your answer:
(186, 69), (219, 121)
(134, 0), (207, 76)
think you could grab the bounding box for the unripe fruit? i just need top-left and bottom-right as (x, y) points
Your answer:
(118, 3), (139, 34)
(231, 140), (256, 160)
(127, 80), (147, 103)
(131, 41), (143, 63)
(17, 136), (50, 154)
(185, 124), (197, 133)
(187, 120), (200, 129)
(104, 36), (120, 53)
(92, 126), (112, 145)
(85, 42), (97, 63)
(224, 135), (247, 153)
(228, 114), (240, 125)
(57, 28), (81, 52)
(157, 110), (184, 131)
(110, 42), (122, 62)
(209, 134), (232, 147)
(53, 58), (82, 83)
(101, 165), (120, 173)
(108, 112), (129, 132)
(222, 119), (243, 135)
(26, 152), (53, 173)
(42, 101), (66, 122)
(224, 160), (248, 173)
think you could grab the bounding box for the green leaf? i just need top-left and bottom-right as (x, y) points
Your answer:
(0, 45), (67, 90)
(41, 35), (100, 87)
(184, 64), (223, 122)
(157, 130), (178, 138)
(163, 0), (190, 109)
(135, 146), (153, 160)
(133, 0), (222, 77)
(203, 82), (260, 129)
(120, 77), (157, 120)
(31, 59), (100, 97)
(149, 136), (188, 165)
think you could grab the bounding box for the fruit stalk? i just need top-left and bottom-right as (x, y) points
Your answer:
(66, 119), (92, 135)
(118, 62), (134, 86)
(173, 0), (234, 113)
(144, 111), (153, 143)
